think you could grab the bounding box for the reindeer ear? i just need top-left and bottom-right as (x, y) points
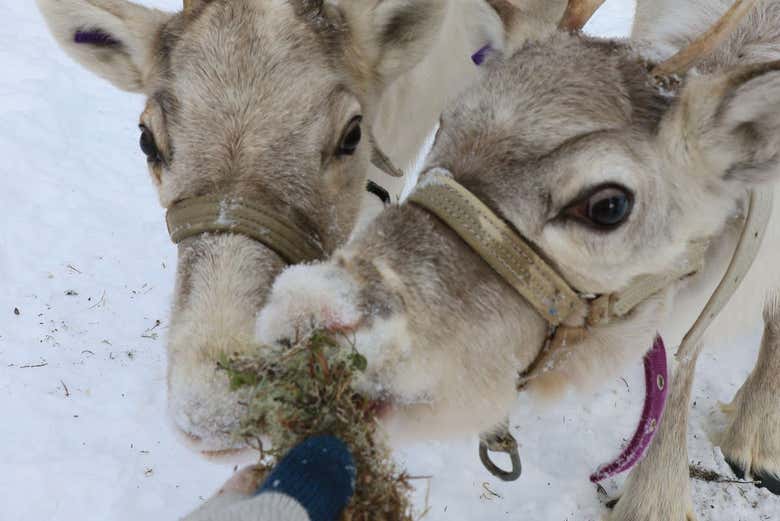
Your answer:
(664, 62), (780, 188)
(37, 0), (172, 92)
(335, 0), (444, 85)
(372, 0), (444, 80)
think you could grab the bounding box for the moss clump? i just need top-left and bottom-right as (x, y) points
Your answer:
(220, 332), (414, 521)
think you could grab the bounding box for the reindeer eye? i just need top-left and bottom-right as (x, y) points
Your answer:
(139, 125), (161, 163)
(337, 116), (362, 156)
(567, 184), (633, 230)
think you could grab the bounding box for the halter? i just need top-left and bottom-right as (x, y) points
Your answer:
(409, 168), (773, 481)
(409, 169), (711, 338)
(166, 195), (323, 264)
(165, 142), (400, 260)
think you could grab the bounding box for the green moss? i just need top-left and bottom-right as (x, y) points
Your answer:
(222, 332), (414, 521)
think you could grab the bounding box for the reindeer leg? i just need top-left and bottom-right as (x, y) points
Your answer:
(607, 347), (701, 521)
(719, 293), (780, 495)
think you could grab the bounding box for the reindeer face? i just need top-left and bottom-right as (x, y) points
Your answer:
(145, 1), (369, 251)
(427, 33), (780, 298)
(37, 0), (445, 451)
(399, 34), (780, 430)
(425, 36), (674, 297)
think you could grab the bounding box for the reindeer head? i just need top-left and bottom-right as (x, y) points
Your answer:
(37, 0), (446, 451)
(413, 18), (780, 432)
(258, 0), (780, 438)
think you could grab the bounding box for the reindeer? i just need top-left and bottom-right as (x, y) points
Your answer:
(36, 0), (573, 453)
(35, 0), (453, 452)
(256, 0), (780, 518)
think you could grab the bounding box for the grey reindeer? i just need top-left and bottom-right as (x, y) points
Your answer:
(257, 1), (780, 519)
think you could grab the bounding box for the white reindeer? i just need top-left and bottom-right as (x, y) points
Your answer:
(36, 0), (575, 453)
(257, 1), (780, 518)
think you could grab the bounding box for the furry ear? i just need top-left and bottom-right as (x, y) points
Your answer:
(661, 61), (780, 188)
(484, 0), (569, 52)
(37, 0), (172, 92)
(487, 0), (568, 28)
(335, 0), (445, 87)
(371, 0), (445, 81)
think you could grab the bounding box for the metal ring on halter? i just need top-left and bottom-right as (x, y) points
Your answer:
(479, 434), (522, 482)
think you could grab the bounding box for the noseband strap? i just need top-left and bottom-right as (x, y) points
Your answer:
(166, 195), (323, 265)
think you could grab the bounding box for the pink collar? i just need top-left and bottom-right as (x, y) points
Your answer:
(590, 336), (669, 482)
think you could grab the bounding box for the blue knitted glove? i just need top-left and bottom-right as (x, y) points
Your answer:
(183, 436), (355, 521)
(259, 436), (356, 521)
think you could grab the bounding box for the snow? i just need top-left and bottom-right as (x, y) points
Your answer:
(1, 1), (778, 520)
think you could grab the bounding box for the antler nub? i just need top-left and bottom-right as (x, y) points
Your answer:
(558, 0), (608, 32)
(652, 0), (760, 77)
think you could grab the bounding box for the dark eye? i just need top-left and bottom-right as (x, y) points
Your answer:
(567, 185), (633, 230)
(337, 116), (362, 156)
(139, 125), (162, 163)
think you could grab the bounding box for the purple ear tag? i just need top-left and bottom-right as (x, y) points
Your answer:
(471, 44), (493, 66)
(74, 30), (120, 47)
(590, 335), (669, 483)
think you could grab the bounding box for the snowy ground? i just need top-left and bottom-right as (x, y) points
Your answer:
(2, 1), (779, 520)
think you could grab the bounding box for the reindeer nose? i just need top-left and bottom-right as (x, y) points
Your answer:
(170, 406), (247, 457)
(168, 361), (253, 454)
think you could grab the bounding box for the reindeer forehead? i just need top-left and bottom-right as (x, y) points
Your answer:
(157, 0), (345, 103)
(448, 35), (669, 158)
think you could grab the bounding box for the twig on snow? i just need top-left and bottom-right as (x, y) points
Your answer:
(20, 359), (48, 369)
(689, 464), (761, 485)
(88, 291), (107, 310)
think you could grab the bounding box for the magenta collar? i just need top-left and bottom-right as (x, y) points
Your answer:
(590, 336), (669, 482)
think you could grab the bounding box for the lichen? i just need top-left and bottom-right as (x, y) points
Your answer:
(220, 332), (414, 521)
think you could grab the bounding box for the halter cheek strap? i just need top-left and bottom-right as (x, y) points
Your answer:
(409, 170), (586, 326)
(408, 169), (710, 335)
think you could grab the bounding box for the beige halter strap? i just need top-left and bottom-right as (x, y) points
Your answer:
(166, 195), (323, 265)
(409, 169), (585, 325)
(408, 169), (711, 335)
(676, 189), (774, 359)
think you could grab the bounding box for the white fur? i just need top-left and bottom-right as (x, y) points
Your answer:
(167, 234), (284, 450)
(718, 292), (780, 483)
(256, 264), (362, 344)
(256, 251), (546, 441)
